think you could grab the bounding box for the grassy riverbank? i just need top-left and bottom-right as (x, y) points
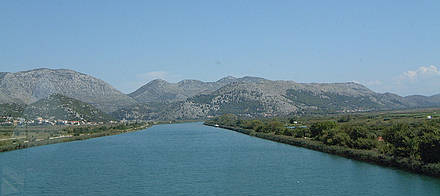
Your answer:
(205, 109), (440, 177)
(0, 122), (150, 153)
(0, 120), (202, 153)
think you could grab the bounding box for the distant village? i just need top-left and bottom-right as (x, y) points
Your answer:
(0, 116), (128, 126)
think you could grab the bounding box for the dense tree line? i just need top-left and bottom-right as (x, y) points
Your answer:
(63, 122), (146, 136)
(208, 114), (440, 167)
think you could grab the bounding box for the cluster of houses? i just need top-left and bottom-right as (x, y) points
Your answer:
(0, 116), (117, 126)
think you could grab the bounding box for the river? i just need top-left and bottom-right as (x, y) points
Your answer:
(0, 122), (439, 196)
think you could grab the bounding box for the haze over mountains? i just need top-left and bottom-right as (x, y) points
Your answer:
(1, 68), (440, 121)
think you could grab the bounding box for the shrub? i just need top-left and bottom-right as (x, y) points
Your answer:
(310, 121), (337, 138)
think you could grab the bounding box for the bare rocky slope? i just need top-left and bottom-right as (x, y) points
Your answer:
(160, 80), (412, 120)
(128, 76), (265, 104)
(121, 77), (440, 120)
(2, 68), (440, 121)
(0, 68), (136, 113)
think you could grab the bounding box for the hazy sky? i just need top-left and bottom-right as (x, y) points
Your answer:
(1, 0), (439, 96)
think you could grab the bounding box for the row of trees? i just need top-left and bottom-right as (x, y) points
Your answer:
(63, 122), (146, 136)
(383, 122), (440, 163)
(310, 121), (377, 150)
(209, 114), (440, 164)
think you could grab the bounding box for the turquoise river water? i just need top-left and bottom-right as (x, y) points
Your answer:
(0, 122), (439, 195)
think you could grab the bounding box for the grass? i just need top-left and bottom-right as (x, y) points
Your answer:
(0, 123), (150, 153)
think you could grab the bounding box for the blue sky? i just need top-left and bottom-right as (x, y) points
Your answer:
(1, 0), (439, 96)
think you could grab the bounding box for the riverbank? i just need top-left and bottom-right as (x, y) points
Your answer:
(205, 122), (440, 177)
(0, 123), (150, 153)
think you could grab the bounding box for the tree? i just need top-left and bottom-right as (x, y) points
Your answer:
(310, 121), (337, 138)
(262, 120), (284, 133)
(294, 128), (310, 138)
(217, 114), (238, 126)
(383, 123), (419, 159)
(319, 128), (351, 147)
(337, 115), (351, 123)
(347, 126), (368, 141)
(419, 126), (440, 163)
(353, 138), (377, 150)
(244, 120), (264, 130)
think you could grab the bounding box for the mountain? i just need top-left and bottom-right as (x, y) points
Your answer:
(122, 76), (440, 120)
(22, 94), (114, 122)
(3, 68), (440, 121)
(0, 103), (26, 117)
(431, 94), (440, 103)
(129, 76), (268, 104)
(111, 103), (169, 121)
(160, 80), (412, 120)
(404, 94), (440, 108)
(0, 68), (136, 112)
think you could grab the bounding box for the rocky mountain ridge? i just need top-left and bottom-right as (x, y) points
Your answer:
(0, 94), (114, 122)
(158, 80), (411, 120)
(0, 68), (136, 112)
(2, 68), (440, 121)
(121, 77), (440, 120)
(128, 76), (266, 104)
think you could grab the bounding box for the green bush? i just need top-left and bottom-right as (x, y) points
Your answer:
(419, 126), (440, 163)
(310, 121), (337, 138)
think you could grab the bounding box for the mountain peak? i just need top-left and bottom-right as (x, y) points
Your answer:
(178, 79), (204, 85)
(0, 68), (136, 112)
(217, 76), (237, 83)
(237, 76), (267, 83)
(18, 68), (76, 74)
(148, 79), (169, 85)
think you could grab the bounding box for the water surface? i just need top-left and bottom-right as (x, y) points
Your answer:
(1, 122), (439, 195)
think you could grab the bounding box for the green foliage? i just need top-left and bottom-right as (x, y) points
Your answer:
(214, 114), (239, 127)
(262, 120), (284, 133)
(310, 121), (337, 138)
(346, 126), (368, 140)
(338, 115), (351, 123)
(319, 128), (350, 147)
(284, 89), (383, 113)
(243, 120), (264, 130)
(383, 123), (420, 159)
(0, 103), (25, 117)
(209, 108), (440, 168)
(23, 94), (114, 122)
(419, 125), (440, 163)
(1, 122), (147, 153)
(352, 138), (377, 150)
(63, 123), (146, 135)
(286, 128), (310, 138)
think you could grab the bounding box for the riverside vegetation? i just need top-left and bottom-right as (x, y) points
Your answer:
(0, 122), (149, 153)
(205, 109), (440, 177)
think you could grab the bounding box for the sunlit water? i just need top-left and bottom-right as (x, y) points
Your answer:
(1, 122), (439, 196)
